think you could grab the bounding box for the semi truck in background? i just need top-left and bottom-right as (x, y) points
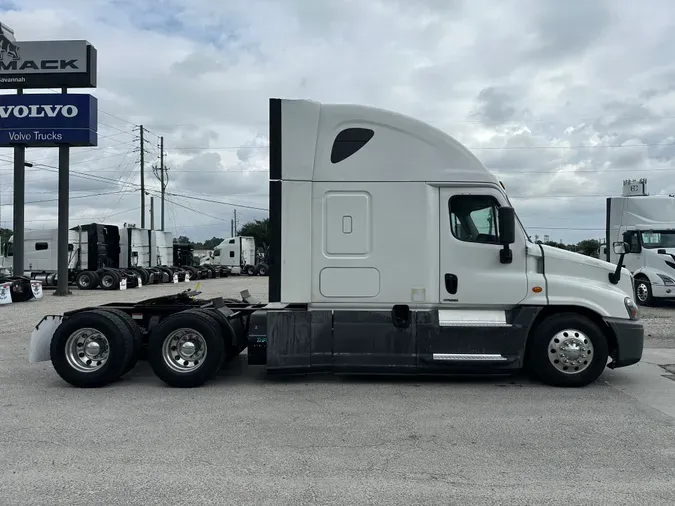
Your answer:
(27, 97), (643, 391)
(602, 178), (675, 306)
(0, 224), (212, 290)
(212, 236), (269, 276)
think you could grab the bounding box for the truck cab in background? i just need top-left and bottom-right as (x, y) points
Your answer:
(605, 178), (675, 306)
(213, 236), (269, 276)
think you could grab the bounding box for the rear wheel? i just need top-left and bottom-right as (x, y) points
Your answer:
(257, 263), (269, 276)
(525, 312), (609, 387)
(98, 270), (117, 290)
(75, 270), (97, 290)
(245, 264), (257, 276)
(49, 310), (134, 388)
(147, 309), (226, 388)
(91, 308), (144, 376)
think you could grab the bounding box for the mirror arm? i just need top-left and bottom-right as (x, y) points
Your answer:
(500, 243), (512, 264)
(608, 252), (626, 284)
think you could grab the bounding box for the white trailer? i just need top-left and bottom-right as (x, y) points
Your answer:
(213, 236), (269, 276)
(604, 178), (675, 305)
(27, 97), (643, 389)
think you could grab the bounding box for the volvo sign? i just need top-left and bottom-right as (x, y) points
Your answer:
(0, 23), (96, 89)
(0, 93), (97, 147)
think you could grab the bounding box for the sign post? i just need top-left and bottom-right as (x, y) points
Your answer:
(0, 22), (97, 296)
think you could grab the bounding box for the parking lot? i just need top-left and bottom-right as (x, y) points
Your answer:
(2, 277), (675, 505)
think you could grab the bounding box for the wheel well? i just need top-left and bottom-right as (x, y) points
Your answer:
(527, 305), (617, 357)
(634, 273), (649, 281)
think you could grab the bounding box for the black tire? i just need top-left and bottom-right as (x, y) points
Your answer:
(98, 270), (117, 290)
(634, 277), (653, 306)
(89, 271), (101, 289)
(92, 308), (143, 376)
(147, 309), (226, 388)
(245, 265), (257, 276)
(49, 310), (134, 388)
(256, 263), (269, 276)
(190, 308), (238, 354)
(75, 270), (97, 290)
(526, 312), (609, 388)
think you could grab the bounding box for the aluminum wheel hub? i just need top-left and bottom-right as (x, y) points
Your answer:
(162, 328), (207, 373)
(547, 329), (594, 375)
(65, 328), (110, 373)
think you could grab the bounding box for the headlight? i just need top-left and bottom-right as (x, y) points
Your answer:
(657, 274), (675, 285)
(624, 297), (639, 320)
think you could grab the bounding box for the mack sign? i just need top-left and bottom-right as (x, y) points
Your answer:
(0, 23), (96, 90)
(0, 93), (97, 147)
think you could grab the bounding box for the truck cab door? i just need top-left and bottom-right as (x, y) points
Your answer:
(438, 187), (528, 307)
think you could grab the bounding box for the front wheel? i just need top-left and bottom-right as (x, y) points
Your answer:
(634, 278), (653, 306)
(525, 312), (609, 387)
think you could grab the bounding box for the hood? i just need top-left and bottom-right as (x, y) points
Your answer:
(538, 244), (633, 297)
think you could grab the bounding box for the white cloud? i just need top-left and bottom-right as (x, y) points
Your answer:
(1, 0), (675, 244)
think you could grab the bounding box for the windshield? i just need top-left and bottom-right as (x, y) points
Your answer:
(641, 230), (675, 249)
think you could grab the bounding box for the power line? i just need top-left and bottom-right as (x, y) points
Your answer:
(0, 190), (133, 207)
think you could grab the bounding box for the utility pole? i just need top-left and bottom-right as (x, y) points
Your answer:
(160, 136), (165, 231)
(139, 125), (145, 228)
(150, 197), (155, 230)
(233, 209), (237, 236)
(230, 219), (234, 237)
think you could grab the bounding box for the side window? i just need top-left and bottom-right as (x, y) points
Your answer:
(229, 251), (235, 258)
(623, 231), (641, 253)
(448, 195), (500, 244)
(35, 242), (49, 251)
(213, 250), (220, 257)
(228, 239), (235, 244)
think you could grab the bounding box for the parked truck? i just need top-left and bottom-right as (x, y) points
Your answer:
(212, 236), (269, 276)
(1, 224), (142, 290)
(0, 224), (197, 290)
(602, 178), (675, 306)
(27, 97), (643, 389)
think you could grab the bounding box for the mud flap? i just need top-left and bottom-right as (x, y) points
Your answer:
(28, 315), (63, 363)
(0, 281), (12, 305)
(120, 278), (127, 290)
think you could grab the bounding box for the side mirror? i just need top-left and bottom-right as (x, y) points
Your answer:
(609, 241), (631, 285)
(612, 241), (629, 255)
(498, 206), (516, 245)
(497, 206), (516, 265)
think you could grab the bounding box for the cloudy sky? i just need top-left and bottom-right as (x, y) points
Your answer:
(0, 0), (674, 244)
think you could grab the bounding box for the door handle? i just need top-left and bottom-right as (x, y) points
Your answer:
(445, 273), (458, 294)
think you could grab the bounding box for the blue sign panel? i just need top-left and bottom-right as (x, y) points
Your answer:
(0, 93), (97, 147)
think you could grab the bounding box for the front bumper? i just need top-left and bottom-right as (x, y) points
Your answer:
(649, 284), (675, 299)
(603, 317), (644, 368)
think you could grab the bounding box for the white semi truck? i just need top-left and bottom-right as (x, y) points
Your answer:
(603, 178), (675, 306)
(27, 97), (643, 389)
(212, 236), (269, 276)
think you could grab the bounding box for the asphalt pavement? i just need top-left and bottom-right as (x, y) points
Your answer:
(1, 277), (674, 506)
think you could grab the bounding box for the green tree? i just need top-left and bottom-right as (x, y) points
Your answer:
(202, 236), (224, 249)
(239, 218), (269, 249)
(575, 239), (600, 257)
(173, 235), (191, 244)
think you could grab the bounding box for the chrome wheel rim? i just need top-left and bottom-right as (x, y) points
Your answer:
(548, 329), (594, 374)
(162, 328), (207, 373)
(65, 328), (110, 373)
(636, 282), (649, 303)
